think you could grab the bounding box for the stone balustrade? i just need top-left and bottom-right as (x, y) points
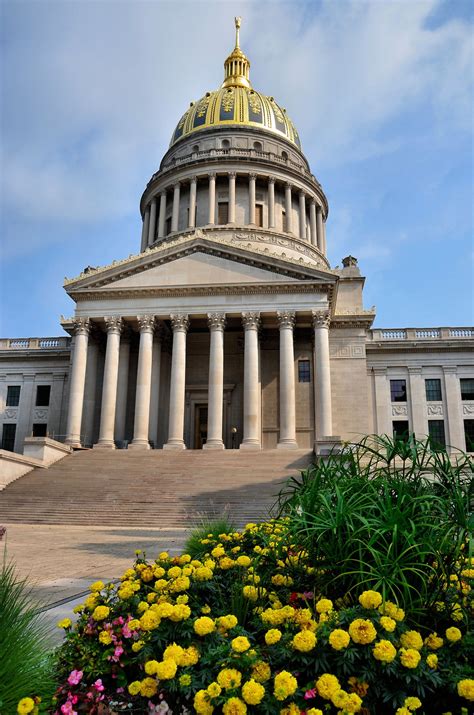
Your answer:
(0, 337), (71, 350)
(370, 328), (474, 342)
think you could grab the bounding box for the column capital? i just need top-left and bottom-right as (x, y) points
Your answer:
(173, 181), (181, 189)
(208, 171), (216, 180)
(285, 182), (292, 190)
(151, 195), (158, 204)
(249, 172), (257, 181)
(208, 313), (226, 331)
(312, 310), (331, 329)
(190, 175), (197, 184)
(268, 176), (275, 185)
(316, 203), (323, 213)
(72, 317), (90, 336)
(160, 189), (167, 197)
(299, 189), (306, 198)
(277, 310), (296, 329)
(137, 315), (156, 334)
(228, 171), (237, 178)
(242, 312), (261, 330)
(170, 314), (190, 333)
(104, 316), (123, 335)
(310, 197), (316, 206)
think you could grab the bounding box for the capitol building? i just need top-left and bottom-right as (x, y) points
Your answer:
(1, 19), (473, 475)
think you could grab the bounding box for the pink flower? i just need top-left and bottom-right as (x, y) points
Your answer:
(60, 704), (77, 715)
(67, 670), (83, 686)
(94, 679), (105, 692)
(116, 687), (125, 694)
(114, 645), (124, 658)
(122, 623), (132, 638)
(304, 689), (316, 700)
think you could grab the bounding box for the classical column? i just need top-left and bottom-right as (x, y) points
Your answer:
(285, 183), (292, 233)
(114, 329), (131, 444)
(408, 367), (426, 439)
(148, 325), (163, 448)
(158, 191), (167, 238)
(95, 316), (122, 448)
(316, 205), (324, 252)
(228, 172), (236, 224)
(164, 314), (190, 450)
(65, 318), (90, 447)
(171, 182), (180, 232)
(443, 366), (464, 452)
(208, 173), (216, 224)
(309, 200), (317, 247)
(140, 205), (150, 252)
(248, 173), (256, 225)
(204, 313), (226, 450)
(240, 312), (261, 450)
(322, 218), (327, 253)
(277, 311), (298, 448)
(373, 367), (392, 436)
(81, 333), (100, 446)
(188, 176), (197, 229)
(130, 316), (155, 450)
(312, 310), (333, 439)
(148, 197), (157, 245)
(298, 190), (306, 239)
(268, 177), (275, 228)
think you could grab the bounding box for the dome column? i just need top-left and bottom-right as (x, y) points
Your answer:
(171, 182), (181, 232)
(130, 316), (156, 450)
(164, 314), (190, 450)
(94, 316), (122, 449)
(240, 312), (261, 450)
(228, 172), (236, 224)
(65, 318), (90, 447)
(158, 191), (167, 238)
(285, 183), (293, 234)
(322, 218), (327, 254)
(204, 313), (226, 450)
(277, 311), (298, 449)
(148, 197), (157, 245)
(249, 173), (256, 225)
(140, 206), (150, 252)
(268, 177), (275, 228)
(114, 328), (131, 444)
(316, 205), (324, 252)
(208, 173), (216, 225)
(188, 176), (197, 229)
(299, 190), (306, 240)
(309, 200), (317, 247)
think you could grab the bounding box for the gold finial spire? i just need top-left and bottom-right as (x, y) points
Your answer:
(222, 16), (251, 89)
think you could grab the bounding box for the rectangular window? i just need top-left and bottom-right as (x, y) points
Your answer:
(32, 423), (47, 437)
(255, 204), (263, 228)
(428, 420), (446, 450)
(464, 420), (474, 453)
(393, 421), (410, 443)
(35, 385), (51, 407)
(6, 385), (21, 407)
(1, 424), (16, 452)
(165, 217), (172, 235)
(282, 210), (287, 233)
(218, 202), (229, 225)
(298, 359), (311, 383)
(390, 379), (407, 402)
(425, 378), (442, 401)
(460, 378), (474, 400)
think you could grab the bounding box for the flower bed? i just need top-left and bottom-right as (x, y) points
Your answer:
(47, 518), (473, 714)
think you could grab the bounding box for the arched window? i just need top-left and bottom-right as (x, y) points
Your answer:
(253, 141), (263, 151)
(281, 150), (288, 161)
(192, 144), (200, 153)
(221, 139), (231, 149)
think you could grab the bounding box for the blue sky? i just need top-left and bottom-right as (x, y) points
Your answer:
(1, 0), (473, 337)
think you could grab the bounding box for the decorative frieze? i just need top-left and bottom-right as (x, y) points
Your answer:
(34, 409), (48, 420)
(463, 404), (474, 415)
(4, 408), (18, 419)
(392, 405), (408, 416)
(427, 404), (443, 416)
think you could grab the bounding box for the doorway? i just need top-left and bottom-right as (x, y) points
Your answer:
(194, 404), (208, 449)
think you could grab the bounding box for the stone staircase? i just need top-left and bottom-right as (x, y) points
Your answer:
(0, 449), (313, 528)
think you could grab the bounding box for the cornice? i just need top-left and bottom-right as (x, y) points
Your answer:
(330, 312), (376, 330)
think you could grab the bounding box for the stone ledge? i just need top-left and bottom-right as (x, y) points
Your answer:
(0, 450), (45, 490)
(23, 437), (72, 466)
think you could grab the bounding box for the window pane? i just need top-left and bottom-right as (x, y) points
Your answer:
(32, 423), (47, 437)
(255, 204), (263, 227)
(464, 420), (474, 453)
(425, 378), (442, 401)
(428, 420), (446, 450)
(460, 379), (474, 400)
(36, 385), (51, 407)
(298, 360), (311, 383)
(218, 202), (229, 225)
(282, 211), (287, 232)
(390, 379), (407, 402)
(1, 424), (16, 451)
(393, 421), (409, 443)
(6, 385), (21, 407)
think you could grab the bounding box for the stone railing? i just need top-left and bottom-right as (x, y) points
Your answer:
(0, 337), (71, 350)
(370, 328), (474, 341)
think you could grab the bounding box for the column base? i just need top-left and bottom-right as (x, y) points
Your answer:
(203, 440), (225, 450)
(93, 440), (116, 449)
(239, 441), (261, 450)
(163, 440), (186, 450)
(277, 440), (299, 449)
(65, 438), (82, 448)
(128, 440), (151, 450)
(314, 436), (343, 456)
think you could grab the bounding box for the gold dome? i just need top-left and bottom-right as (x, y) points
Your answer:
(170, 18), (301, 149)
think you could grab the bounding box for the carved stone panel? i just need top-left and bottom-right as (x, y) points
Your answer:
(427, 404), (443, 416)
(392, 405), (408, 416)
(463, 404), (474, 415)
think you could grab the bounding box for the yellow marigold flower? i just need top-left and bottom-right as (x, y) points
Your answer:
(358, 590), (383, 609)
(155, 602), (173, 618)
(73, 605), (83, 614)
(163, 643), (184, 663)
(379, 600), (404, 621)
(140, 567), (154, 582)
(140, 677), (158, 697)
(404, 696), (422, 710)
(57, 618), (72, 629)
(194, 616), (215, 636)
(252, 660), (271, 683)
(222, 697), (247, 715)
(156, 659), (178, 680)
(118, 584), (134, 599)
(395, 709), (411, 715)
(425, 632), (443, 649)
(139, 610), (160, 631)
(144, 659), (159, 675)
(207, 682), (221, 698)
(400, 630), (423, 651)
(177, 594), (189, 604)
(380, 616), (396, 632)
(179, 553), (192, 564)
(373, 639), (397, 663)
(136, 600), (149, 613)
(399, 647), (421, 669)
(348, 618), (377, 644)
(84, 593), (98, 610)
(99, 630), (112, 645)
(195, 566), (214, 581)
(265, 628), (282, 645)
(211, 545), (226, 558)
(167, 565), (181, 579)
(169, 575), (190, 593)
(90, 580), (104, 592)
(457, 678), (474, 701)
(170, 603), (191, 622)
(331, 689), (349, 708)
(461, 568), (474, 578)
(274, 671), (298, 701)
(236, 555), (251, 567)
(316, 673), (340, 699)
(451, 603), (463, 621)
(426, 653), (438, 669)
(127, 681), (141, 695)
(132, 640), (144, 652)
(294, 608), (312, 625)
(328, 629), (350, 651)
(153, 566), (166, 578)
(179, 674), (192, 687)
(92, 605), (110, 621)
(217, 668), (242, 690)
(218, 614), (238, 631)
(446, 626), (462, 642)
(242, 585), (260, 601)
(241, 679), (265, 705)
(280, 705), (301, 715)
(292, 629), (317, 652)
(128, 619), (140, 630)
(194, 691), (214, 714)
(315, 598), (333, 614)
(154, 578), (168, 591)
(306, 710), (323, 715)
(338, 691), (362, 713)
(17, 698), (35, 714)
(220, 557), (235, 570)
(231, 636), (251, 653)
(158, 551), (169, 560)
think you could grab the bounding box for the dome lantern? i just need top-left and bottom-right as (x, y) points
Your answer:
(222, 17), (251, 89)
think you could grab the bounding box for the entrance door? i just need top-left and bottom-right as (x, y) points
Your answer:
(194, 404), (208, 449)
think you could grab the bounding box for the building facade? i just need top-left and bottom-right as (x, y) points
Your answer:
(1, 20), (473, 456)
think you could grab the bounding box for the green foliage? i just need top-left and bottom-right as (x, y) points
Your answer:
(184, 515), (236, 558)
(278, 434), (473, 626)
(0, 553), (56, 714)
